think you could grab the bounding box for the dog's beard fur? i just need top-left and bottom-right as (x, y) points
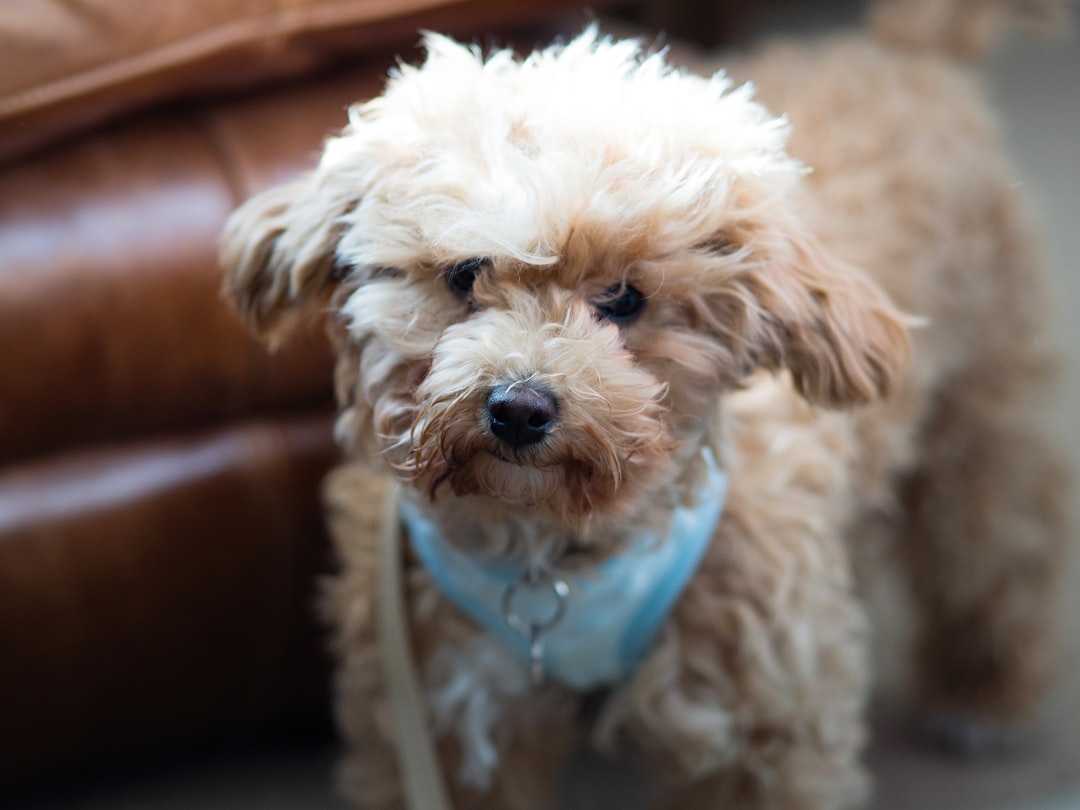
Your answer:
(341, 282), (681, 536)
(406, 293), (673, 520)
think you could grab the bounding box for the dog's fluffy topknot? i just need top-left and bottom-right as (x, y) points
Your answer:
(319, 26), (805, 273)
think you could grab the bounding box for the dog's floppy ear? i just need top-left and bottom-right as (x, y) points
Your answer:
(220, 172), (355, 345)
(713, 226), (911, 407)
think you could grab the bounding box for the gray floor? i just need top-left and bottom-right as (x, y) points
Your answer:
(10, 8), (1079, 810)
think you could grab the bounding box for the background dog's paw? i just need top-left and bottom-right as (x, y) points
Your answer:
(918, 711), (1034, 758)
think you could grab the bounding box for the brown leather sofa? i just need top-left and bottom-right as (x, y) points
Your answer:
(0, 0), (633, 786)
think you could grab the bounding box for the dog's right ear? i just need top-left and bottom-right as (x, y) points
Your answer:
(220, 173), (356, 345)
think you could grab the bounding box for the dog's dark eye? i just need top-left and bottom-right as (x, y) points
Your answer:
(595, 284), (645, 324)
(444, 258), (488, 297)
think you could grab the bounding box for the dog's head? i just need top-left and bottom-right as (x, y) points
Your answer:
(221, 28), (909, 532)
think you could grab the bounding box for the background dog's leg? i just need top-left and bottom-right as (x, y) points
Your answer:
(894, 177), (1069, 750)
(898, 373), (1068, 751)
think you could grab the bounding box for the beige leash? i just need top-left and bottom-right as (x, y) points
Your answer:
(376, 483), (454, 810)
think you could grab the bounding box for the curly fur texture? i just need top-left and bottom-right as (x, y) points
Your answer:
(221, 11), (1067, 809)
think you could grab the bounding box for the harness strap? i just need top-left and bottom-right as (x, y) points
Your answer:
(402, 448), (727, 689)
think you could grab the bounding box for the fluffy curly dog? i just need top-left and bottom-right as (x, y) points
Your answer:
(221, 1), (1068, 807)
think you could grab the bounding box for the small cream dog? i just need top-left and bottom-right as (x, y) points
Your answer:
(221, 3), (1067, 807)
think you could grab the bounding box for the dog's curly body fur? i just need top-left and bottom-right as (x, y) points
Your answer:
(222, 13), (1067, 810)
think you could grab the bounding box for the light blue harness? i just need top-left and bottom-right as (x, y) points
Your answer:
(402, 449), (728, 690)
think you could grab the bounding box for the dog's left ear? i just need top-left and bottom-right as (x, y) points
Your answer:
(713, 226), (912, 407)
(220, 172), (356, 345)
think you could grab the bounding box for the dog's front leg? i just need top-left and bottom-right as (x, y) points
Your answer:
(422, 627), (585, 810)
(331, 574), (582, 810)
(332, 586), (583, 810)
(603, 506), (871, 810)
(324, 466), (584, 810)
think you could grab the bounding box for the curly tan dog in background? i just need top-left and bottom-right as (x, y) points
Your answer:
(221, 1), (1068, 807)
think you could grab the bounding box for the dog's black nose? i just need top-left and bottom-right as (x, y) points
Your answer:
(486, 384), (557, 448)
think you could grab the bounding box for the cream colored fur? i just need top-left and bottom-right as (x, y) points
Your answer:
(221, 11), (1067, 809)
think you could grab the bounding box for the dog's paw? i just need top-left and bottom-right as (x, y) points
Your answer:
(918, 711), (1033, 757)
